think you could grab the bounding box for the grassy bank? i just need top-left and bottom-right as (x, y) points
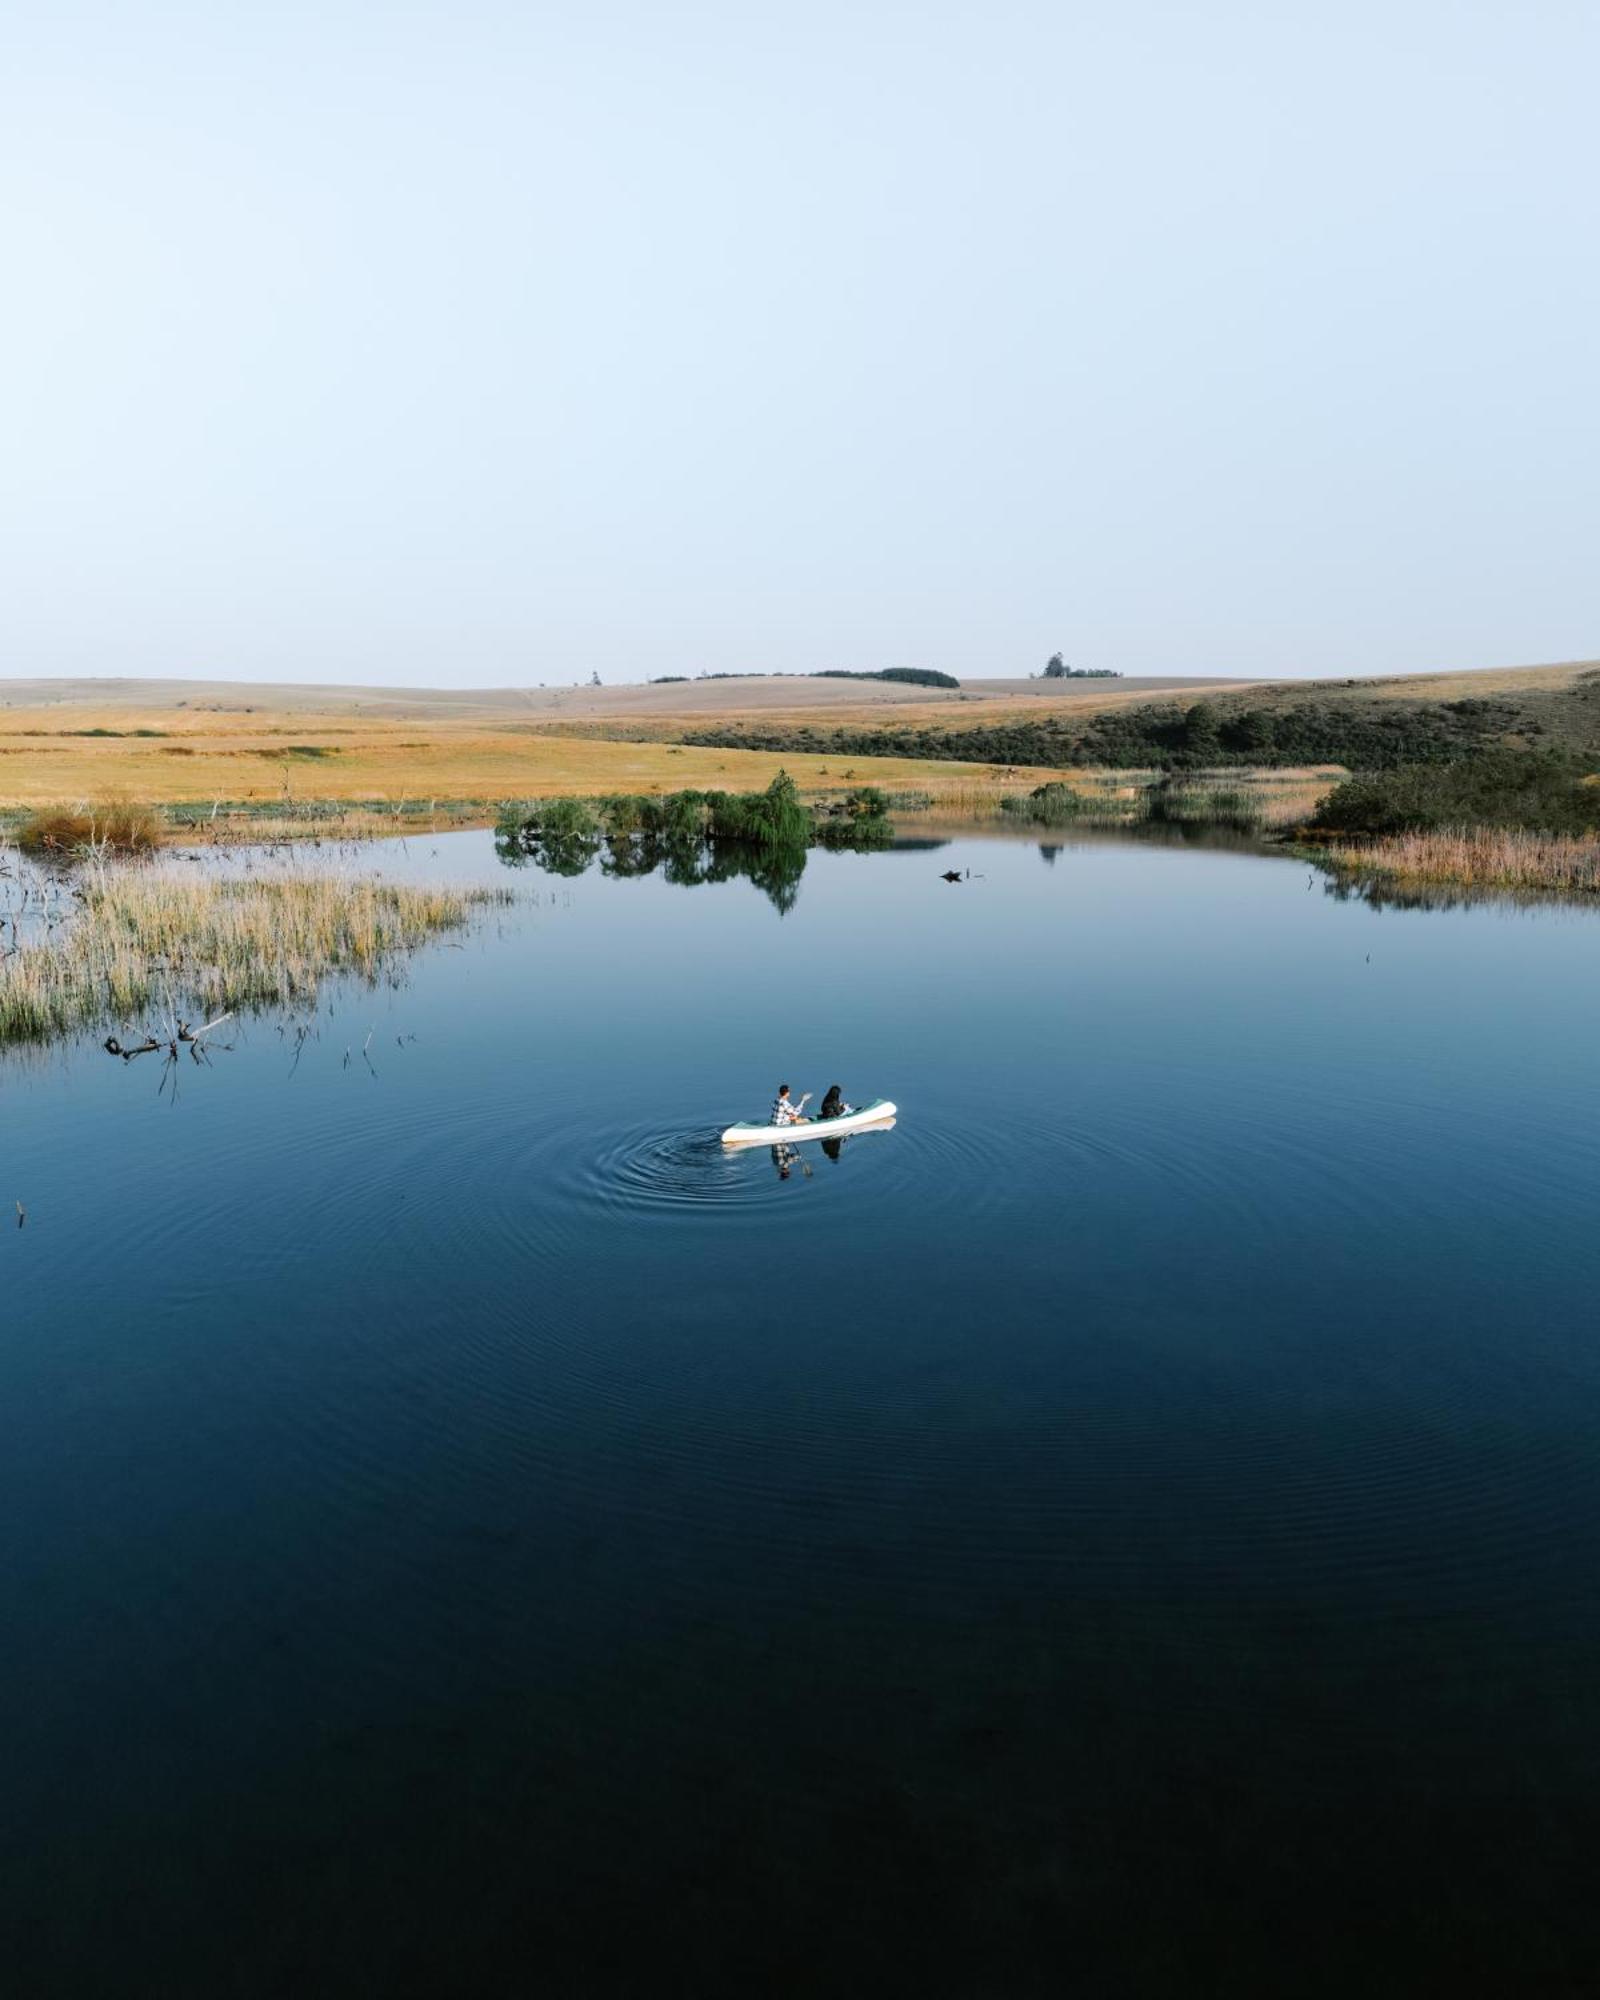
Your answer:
(1296, 751), (1600, 900)
(0, 862), (506, 1045)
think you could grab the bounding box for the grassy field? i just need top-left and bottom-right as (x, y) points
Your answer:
(0, 704), (1075, 816)
(0, 670), (1262, 817)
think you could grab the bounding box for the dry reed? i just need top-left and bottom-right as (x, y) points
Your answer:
(17, 800), (162, 855)
(1325, 827), (1600, 895)
(0, 861), (506, 1044)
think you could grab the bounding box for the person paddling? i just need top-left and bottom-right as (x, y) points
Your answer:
(770, 1083), (811, 1127)
(818, 1085), (854, 1121)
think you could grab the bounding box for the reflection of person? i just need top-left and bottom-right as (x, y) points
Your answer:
(818, 1085), (853, 1121)
(820, 1136), (843, 1164)
(770, 1083), (810, 1126)
(773, 1141), (801, 1181)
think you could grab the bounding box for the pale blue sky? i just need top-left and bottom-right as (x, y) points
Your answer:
(2, 1), (1595, 685)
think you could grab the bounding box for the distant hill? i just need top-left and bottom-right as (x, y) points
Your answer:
(664, 662), (1600, 771)
(0, 671), (1251, 723)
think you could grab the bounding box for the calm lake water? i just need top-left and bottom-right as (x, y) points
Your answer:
(5, 827), (1600, 1996)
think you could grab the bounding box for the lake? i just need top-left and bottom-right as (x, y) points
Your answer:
(5, 826), (1600, 1995)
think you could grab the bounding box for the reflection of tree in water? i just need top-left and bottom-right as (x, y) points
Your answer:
(597, 832), (809, 914)
(493, 798), (601, 877)
(496, 775), (892, 916)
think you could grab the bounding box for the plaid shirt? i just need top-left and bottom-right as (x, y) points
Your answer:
(770, 1095), (802, 1126)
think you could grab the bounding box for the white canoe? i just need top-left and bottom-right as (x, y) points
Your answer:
(720, 1099), (897, 1147)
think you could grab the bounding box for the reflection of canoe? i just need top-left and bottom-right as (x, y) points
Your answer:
(720, 1099), (898, 1147)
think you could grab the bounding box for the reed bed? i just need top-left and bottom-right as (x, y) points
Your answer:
(1324, 827), (1600, 896)
(0, 861), (506, 1044)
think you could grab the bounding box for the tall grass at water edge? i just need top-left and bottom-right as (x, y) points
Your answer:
(1323, 827), (1600, 897)
(0, 861), (507, 1044)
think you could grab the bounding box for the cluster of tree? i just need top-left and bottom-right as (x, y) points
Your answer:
(1041, 653), (1120, 679)
(814, 668), (961, 689)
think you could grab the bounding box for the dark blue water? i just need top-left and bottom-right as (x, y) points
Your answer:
(5, 829), (1600, 1996)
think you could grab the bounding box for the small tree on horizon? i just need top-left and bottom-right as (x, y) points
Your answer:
(1044, 653), (1069, 678)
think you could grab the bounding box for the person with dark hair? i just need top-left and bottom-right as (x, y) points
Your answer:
(818, 1084), (854, 1122)
(770, 1082), (811, 1127)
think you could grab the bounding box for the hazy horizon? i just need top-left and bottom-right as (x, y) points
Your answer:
(3, 2), (1595, 689)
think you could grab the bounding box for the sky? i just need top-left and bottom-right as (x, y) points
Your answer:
(2, 1), (1596, 687)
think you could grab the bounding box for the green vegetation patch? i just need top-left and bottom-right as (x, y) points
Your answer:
(1308, 751), (1600, 837)
(815, 668), (961, 689)
(1000, 782), (1088, 826)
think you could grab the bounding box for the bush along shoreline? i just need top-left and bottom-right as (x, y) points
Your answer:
(495, 774), (892, 913)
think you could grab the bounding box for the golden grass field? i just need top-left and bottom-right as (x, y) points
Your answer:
(0, 671), (1258, 818)
(0, 705), (1073, 816)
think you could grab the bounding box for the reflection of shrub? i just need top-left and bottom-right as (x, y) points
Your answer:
(498, 796), (602, 875)
(1309, 752), (1600, 837)
(497, 775), (898, 909)
(18, 801), (162, 855)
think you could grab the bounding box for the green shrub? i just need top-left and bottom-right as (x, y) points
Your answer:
(1308, 751), (1600, 836)
(1000, 781), (1086, 825)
